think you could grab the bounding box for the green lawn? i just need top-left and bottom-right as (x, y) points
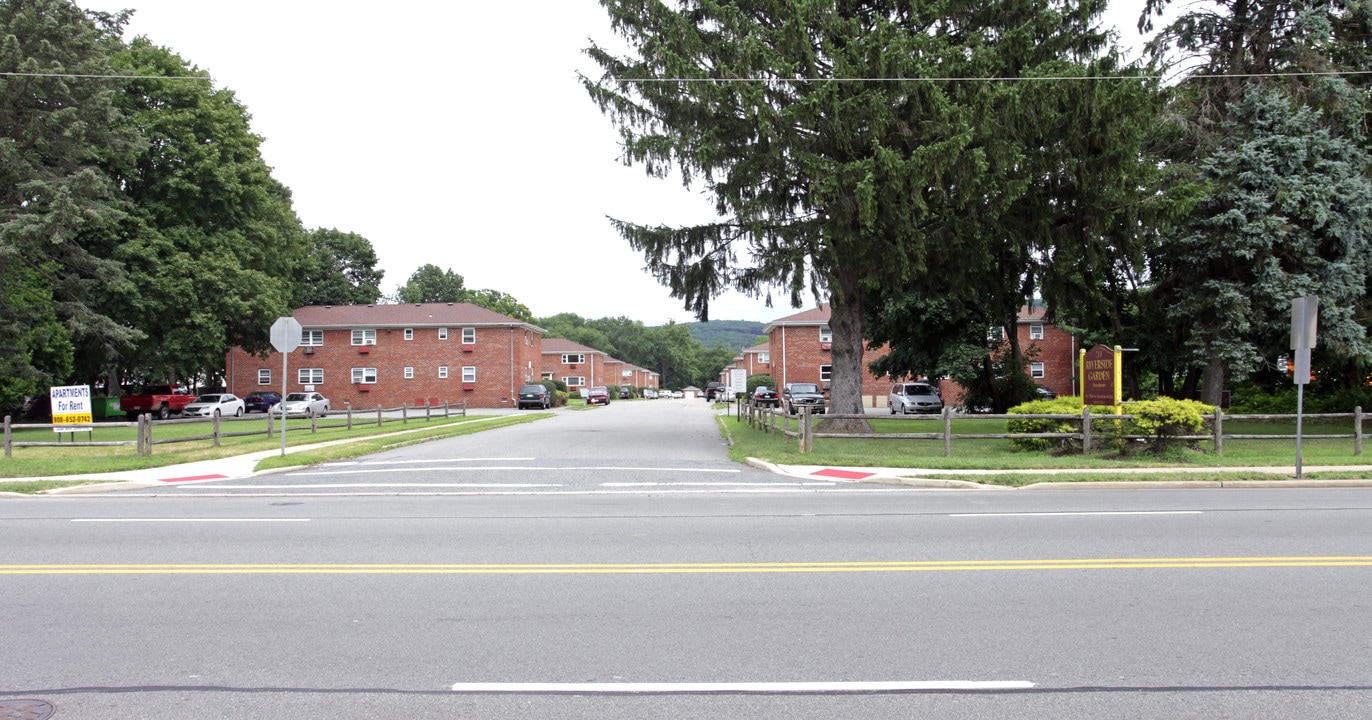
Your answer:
(721, 413), (1372, 471)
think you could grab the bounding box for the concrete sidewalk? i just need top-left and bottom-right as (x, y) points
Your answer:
(747, 459), (1372, 489)
(6, 416), (515, 495)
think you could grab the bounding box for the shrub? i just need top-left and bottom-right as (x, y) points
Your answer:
(1006, 397), (1084, 452)
(1128, 398), (1215, 453)
(746, 374), (774, 394)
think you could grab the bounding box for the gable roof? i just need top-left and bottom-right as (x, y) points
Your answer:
(742, 342), (770, 354)
(763, 304), (831, 333)
(293, 303), (542, 331)
(541, 338), (607, 355)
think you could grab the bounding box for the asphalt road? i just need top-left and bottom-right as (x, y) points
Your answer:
(4, 400), (1372, 718)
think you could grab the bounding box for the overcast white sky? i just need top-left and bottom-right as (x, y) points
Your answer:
(78, 0), (1161, 326)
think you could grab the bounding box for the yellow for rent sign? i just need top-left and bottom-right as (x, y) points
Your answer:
(51, 385), (93, 431)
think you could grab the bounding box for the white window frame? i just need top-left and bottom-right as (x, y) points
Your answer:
(438, 366), (449, 379)
(438, 327), (449, 340)
(562, 353), (585, 364)
(257, 369), (271, 385)
(301, 330), (324, 346)
(351, 329), (376, 346)
(1030, 362), (1045, 379)
(403, 328), (414, 340)
(541, 372), (554, 380)
(758, 352), (770, 364)
(562, 376), (585, 387)
(351, 367), (377, 384)
(819, 364), (832, 382)
(403, 367), (414, 379)
(462, 327), (476, 344)
(818, 326), (832, 343)
(462, 366), (476, 383)
(298, 368), (324, 385)
(1029, 324), (1044, 340)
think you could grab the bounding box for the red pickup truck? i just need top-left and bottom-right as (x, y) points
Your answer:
(120, 384), (195, 420)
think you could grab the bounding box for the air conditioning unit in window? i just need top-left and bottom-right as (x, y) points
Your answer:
(303, 347), (314, 354)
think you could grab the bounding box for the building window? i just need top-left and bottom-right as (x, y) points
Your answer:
(352, 367), (377, 384)
(438, 366), (449, 379)
(1030, 324), (1044, 340)
(301, 330), (324, 346)
(403, 328), (413, 340)
(562, 353), (585, 364)
(819, 326), (832, 343)
(438, 327), (448, 340)
(562, 376), (585, 387)
(351, 329), (376, 346)
(462, 327), (476, 344)
(1030, 362), (1045, 379)
(819, 364), (832, 382)
(298, 368), (324, 384)
(462, 366), (476, 383)
(541, 372), (554, 380)
(257, 369), (271, 385)
(404, 367), (414, 379)
(758, 352), (770, 364)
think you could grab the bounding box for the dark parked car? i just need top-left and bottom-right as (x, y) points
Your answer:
(752, 386), (779, 408)
(1036, 385), (1058, 400)
(705, 382), (728, 401)
(243, 391), (282, 413)
(586, 386), (610, 406)
(619, 386), (632, 399)
(782, 382), (827, 415)
(518, 384), (552, 410)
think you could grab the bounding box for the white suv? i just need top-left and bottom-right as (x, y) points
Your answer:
(888, 382), (943, 414)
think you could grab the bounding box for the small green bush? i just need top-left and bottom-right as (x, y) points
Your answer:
(1128, 397), (1215, 453)
(1006, 397), (1085, 452)
(746, 374), (774, 394)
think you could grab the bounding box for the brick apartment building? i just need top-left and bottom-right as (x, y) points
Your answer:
(620, 363), (659, 390)
(540, 338), (610, 392)
(758, 304), (1077, 408)
(763, 305), (892, 407)
(225, 303), (545, 410)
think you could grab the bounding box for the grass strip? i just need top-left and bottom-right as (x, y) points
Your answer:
(253, 414), (546, 471)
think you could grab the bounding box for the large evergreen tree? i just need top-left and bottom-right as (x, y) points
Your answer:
(585, 0), (1138, 417)
(0, 0), (140, 406)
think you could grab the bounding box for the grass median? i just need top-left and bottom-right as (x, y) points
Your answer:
(719, 412), (1372, 480)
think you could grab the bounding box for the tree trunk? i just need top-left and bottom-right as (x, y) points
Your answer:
(1200, 358), (1225, 406)
(819, 293), (873, 433)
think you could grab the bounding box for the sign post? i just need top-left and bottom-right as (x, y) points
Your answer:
(270, 317), (303, 456)
(1291, 296), (1318, 478)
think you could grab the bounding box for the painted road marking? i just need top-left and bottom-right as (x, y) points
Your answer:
(290, 466), (743, 476)
(5, 557), (1371, 575)
(952, 511), (1205, 517)
(70, 518), (310, 523)
(449, 680), (1037, 693)
(175, 483), (562, 490)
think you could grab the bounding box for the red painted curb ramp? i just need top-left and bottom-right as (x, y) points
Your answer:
(159, 474), (228, 483)
(810, 468), (875, 481)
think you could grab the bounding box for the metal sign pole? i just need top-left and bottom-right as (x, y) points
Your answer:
(1291, 296), (1318, 479)
(281, 350), (288, 456)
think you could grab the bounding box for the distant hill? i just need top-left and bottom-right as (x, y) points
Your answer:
(683, 320), (766, 350)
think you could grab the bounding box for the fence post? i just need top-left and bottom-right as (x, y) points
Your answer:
(310, 413), (318, 434)
(144, 413), (153, 456)
(213, 413), (221, 447)
(403, 403), (408, 425)
(4, 414), (10, 458)
(461, 400), (467, 417)
(943, 406), (952, 457)
(377, 405), (383, 427)
(426, 402), (432, 422)
(136, 414), (144, 456)
(1214, 409), (1224, 456)
(1357, 406), (1364, 457)
(267, 410), (274, 439)
(347, 405), (353, 430)
(802, 407), (813, 453)
(1082, 407), (1092, 454)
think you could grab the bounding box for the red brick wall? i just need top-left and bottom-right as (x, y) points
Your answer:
(768, 326), (891, 407)
(226, 326), (542, 410)
(936, 321), (1077, 406)
(541, 351), (609, 389)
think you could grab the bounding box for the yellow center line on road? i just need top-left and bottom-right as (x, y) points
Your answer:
(2, 557), (1372, 574)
